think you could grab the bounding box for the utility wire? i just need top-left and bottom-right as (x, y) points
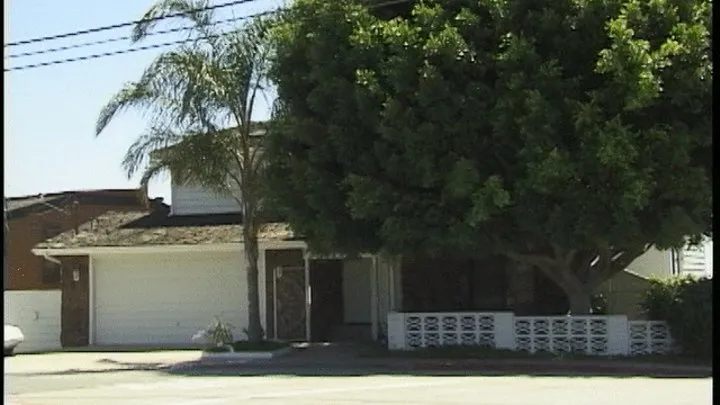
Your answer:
(5, 0), (261, 47)
(4, 0), (411, 72)
(6, 15), (248, 59)
(4, 10), (273, 72)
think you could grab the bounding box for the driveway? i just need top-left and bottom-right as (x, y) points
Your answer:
(4, 350), (203, 375)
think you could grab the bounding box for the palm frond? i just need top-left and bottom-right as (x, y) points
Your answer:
(132, 0), (215, 42)
(122, 127), (183, 179)
(95, 80), (155, 136)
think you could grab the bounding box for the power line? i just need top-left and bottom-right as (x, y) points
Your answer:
(6, 16), (248, 59)
(5, 0), (261, 48)
(4, 0), (411, 73)
(4, 11), (273, 72)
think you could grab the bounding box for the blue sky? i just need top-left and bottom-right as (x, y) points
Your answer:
(5, 0), (280, 203)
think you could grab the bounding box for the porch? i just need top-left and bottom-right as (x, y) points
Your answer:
(263, 250), (402, 343)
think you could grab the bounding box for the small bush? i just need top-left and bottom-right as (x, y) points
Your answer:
(192, 316), (235, 348)
(640, 276), (713, 359)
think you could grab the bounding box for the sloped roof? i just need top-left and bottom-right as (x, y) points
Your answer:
(35, 204), (296, 249)
(5, 189), (146, 220)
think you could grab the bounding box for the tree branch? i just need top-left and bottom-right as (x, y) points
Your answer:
(586, 246), (647, 290)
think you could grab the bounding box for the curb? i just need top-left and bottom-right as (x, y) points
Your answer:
(410, 360), (713, 377)
(165, 358), (712, 377)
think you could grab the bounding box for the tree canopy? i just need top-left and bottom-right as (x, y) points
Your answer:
(266, 0), (712, 313)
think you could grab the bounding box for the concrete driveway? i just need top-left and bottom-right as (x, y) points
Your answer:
(4, 350), (203, 375)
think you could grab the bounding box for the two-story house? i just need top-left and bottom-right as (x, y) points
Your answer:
(31, 179), (403, 350)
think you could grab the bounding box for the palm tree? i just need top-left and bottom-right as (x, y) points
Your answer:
(96, 0), (272, 342)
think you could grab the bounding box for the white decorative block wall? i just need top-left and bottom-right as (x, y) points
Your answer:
(628, 321), (674, 355)
(401, 312), (505, 350)
(387, 312), (673, 356)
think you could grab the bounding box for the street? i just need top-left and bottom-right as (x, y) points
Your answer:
(5, 365), (712, 405)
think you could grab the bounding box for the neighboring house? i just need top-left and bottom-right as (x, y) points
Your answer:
(5, 189), (150, 291)
(600, 239), (714, 319)
(4, 189), (151, 352)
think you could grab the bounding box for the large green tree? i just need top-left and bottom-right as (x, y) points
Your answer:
(266, 0), (712, 313)
(96, 0), (271, 340)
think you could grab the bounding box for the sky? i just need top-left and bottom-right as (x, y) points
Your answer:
(4, 0), (280, 204)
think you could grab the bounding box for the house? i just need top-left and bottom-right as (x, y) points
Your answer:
(31, 180), (405, 347)
(27, 181), (709, 348)
(4, 189), (150, 352)
(599, 240), (713, 319)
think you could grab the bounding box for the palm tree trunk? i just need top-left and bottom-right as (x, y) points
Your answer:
(242, 190), (264, 342)
(244, 228), (264, 342)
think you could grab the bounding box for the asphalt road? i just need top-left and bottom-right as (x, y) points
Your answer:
(5, 366), (712, 405)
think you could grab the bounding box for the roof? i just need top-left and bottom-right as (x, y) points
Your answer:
(35, 205), (296, 249)
(5, 189), (147, 220)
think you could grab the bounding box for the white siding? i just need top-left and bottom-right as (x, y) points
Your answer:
(623, 239), (714, 280)
(680, 239), (713, 278)
(625, 248), (672, 278)
(171, 182), (241, 216)
(4, 291), (62, 353)
(92, 250), (249, 345)
(342, 259), (372, 324)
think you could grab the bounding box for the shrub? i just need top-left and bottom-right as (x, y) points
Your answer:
(192, 316), (235, 348)
(640, 276), (713, 359)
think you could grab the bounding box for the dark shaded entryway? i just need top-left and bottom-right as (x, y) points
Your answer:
(309, 259), (344, 342)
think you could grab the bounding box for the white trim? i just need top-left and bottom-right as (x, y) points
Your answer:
(304, 251), (311, 342)
(370, 256), (379, 340)
(88, 255), (96, 345)
(272, 266), (279, 341)
(32, 240), (307, 257)
(258, 247), (267, 335)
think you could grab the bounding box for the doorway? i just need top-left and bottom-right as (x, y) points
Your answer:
(273, 266), (307, 341)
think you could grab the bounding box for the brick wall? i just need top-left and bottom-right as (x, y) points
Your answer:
(6, 200), (145, 291)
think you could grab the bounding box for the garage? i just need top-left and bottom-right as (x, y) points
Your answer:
(92, 250), (247, 345)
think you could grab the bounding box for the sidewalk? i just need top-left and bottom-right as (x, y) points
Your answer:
(5, 351), (203, 375)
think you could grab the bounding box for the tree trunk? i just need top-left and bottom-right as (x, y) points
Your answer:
(567, 289), (593, 315)
(242, 189), (264, 342)
(243, 228), (264, 342)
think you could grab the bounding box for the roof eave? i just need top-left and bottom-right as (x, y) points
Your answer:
(32, 239), (308, 256)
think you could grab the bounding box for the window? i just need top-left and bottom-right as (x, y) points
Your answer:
(42, 261), (62, 284)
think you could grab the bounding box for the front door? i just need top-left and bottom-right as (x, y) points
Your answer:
(273, 266), (307, 341)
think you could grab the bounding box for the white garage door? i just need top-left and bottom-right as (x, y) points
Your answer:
(93, 250), (247, 345)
